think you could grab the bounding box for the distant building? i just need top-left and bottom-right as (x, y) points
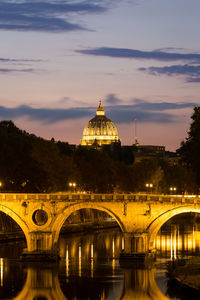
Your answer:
(81, 101), (119, 146)
(134, 145), (165, 162)
(80, 101), (179, 164)
(133, 144), (179, 164)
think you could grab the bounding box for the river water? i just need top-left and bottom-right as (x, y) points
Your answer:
(0, 215), (200, 299)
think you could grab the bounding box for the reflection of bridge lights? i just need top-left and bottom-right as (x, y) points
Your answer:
(91, 244), (93, 259)
(91, 244), (94, 278)
(193, 225), (196, 250)
(174, 229), (177, 259)
(91, 259), (94, 278)
(112, 237), (115, 258)
(170, 232), (173, 260)
(112, 238), (115, 272)
(71, 242), (76, 257)
(66, 246), (69, 279)
(79, 245), (81, 277)
(0, 258), (3, 287)
(112, 258), (115, 272)
(122, 236), (124, 250)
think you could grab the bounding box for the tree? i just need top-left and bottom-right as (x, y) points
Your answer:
(74, 147), (115, 193)
(178, 106), (200, 189)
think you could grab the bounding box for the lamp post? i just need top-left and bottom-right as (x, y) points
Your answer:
(0, 181), (2, 192)
(145, 183), (153, 193)
(169, 187), (177, 194)
(69, 182), (76, 193)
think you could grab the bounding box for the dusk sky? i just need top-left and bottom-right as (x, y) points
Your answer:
(0, 0), (200, 151)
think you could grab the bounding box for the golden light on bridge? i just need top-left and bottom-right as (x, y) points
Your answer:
(69, 182), (76, 192)
(145, 183), (153, 188)
(145, 183), (153, 193)
(69, 182), (76, 187)
(170, 187), (177, 194)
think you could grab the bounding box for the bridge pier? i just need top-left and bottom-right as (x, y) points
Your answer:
(120, 232), (155, 262)
(21, 231), (59, 262)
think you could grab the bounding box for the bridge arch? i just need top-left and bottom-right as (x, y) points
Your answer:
(0, 204), (29, 249)
(148, 206), (200, 248)
(52, 202), (125, 245)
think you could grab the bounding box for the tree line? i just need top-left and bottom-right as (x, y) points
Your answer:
(0, 106), (199, 194)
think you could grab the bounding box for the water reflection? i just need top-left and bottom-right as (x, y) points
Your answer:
(119, 268), (169, 300)
(156, 223), (200, 258)
(0, 259), (168, 300)
(0, 257), (26, 299)
(14, 266), (66, 300)
(58, 231), (169, 300)
(0, 217), (200, 299)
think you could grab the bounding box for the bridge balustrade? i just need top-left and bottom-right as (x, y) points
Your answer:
(0, 193), (199, 204)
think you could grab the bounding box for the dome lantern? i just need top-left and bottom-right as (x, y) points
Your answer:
(96, 100), (105, 116)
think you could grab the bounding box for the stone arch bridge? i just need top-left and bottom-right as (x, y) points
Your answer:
(0, 192), (199, 260)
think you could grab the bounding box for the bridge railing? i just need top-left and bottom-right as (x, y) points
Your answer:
(0, 193), (199, 204)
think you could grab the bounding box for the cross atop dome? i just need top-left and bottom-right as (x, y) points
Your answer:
(96, 100), (105, 116)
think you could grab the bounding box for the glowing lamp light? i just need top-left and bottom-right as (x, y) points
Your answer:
(145, 183), (153, 188)
(69, 182), (76, 192)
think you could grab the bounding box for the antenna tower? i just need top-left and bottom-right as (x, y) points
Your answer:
(134, 118), (139, 146)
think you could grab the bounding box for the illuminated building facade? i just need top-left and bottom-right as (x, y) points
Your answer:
(81, 101), (119, 146)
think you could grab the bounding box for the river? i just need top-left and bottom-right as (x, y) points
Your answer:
(0, 214), (200, 299)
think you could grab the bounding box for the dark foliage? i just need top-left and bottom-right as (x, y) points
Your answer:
(178, 106), (200, 189)
(0, 120), (196, 193)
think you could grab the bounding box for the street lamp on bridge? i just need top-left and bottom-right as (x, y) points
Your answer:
(69, 182), (76, 193)
(169, 187), (177, 194)
(145, 183), (153, 193)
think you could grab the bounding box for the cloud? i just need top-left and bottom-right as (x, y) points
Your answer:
(76, 47), (200, 62)
(0, 56), (43, 73)
(0, 100), (197, 125)
(105, 94), (123, 105)
(187, 77), (200, 83)
(138, 64), (200, 82)
(0, 57), (42, 63)
(0, 105), (94, 123)
(0, 68), (36, 73)
(127, 98), (198, 111)
(0, 1), (108, 32)
(105, 99), (197, 123)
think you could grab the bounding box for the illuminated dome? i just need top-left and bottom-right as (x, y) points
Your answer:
(81, 101), (119, 146)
